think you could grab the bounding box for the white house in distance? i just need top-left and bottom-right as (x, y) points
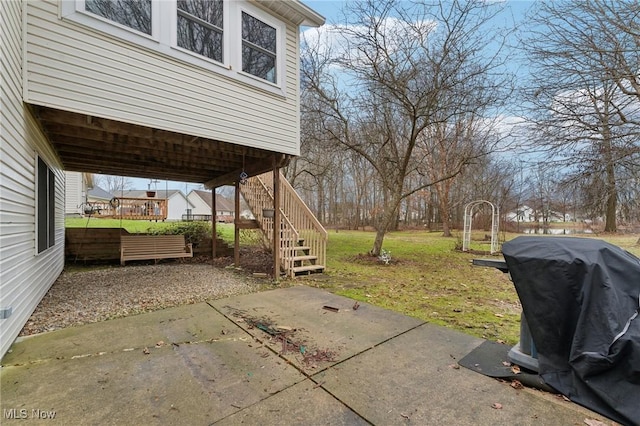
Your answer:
(505, 205), (574, 223)
(0, 0), (324, 359)
(187, 189), (234, 222)
(121, 190), (193, 221)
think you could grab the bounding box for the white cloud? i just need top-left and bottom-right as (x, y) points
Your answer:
(301, 16), (437, 67)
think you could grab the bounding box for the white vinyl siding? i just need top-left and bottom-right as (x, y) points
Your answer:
(166, 193), (191, 221)
(64, 171), (84, 215)
(26, 0), (301, 156)
(187, 191), (211, 216)
(1, 0), (65, 359)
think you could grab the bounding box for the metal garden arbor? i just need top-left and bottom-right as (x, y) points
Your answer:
(463, 200), (500, 254)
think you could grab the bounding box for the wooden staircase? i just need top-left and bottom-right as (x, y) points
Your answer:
(241, 171), (327, 277)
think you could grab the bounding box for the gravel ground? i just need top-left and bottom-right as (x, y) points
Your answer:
(19, 259), (271, 337)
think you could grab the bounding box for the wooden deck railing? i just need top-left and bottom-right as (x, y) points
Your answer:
(242, 171), (327, 276)
(84, 197), (168, 221)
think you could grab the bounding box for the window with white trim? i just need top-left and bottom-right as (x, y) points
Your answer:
(85, 0), (152, 35)
(62, 0), (285, 93)
(37, 157), (56, 253)
(177, 0), (224, 63)
(241, 11), (277, 83)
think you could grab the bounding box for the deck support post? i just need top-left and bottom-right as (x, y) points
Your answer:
(211, 187), (217, 261)
(234, 180), (241, 267)
(273, 162), (281, 278)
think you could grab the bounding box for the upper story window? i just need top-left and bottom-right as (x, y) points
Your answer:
(242, 12), (277, 83)
(63, 0), (286, 94)
(85, 0), (152, 35)
(177, 0), (223, 63)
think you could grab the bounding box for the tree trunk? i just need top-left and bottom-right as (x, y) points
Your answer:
(604, 163), (617, 232)
(603, 121), (617, 232)
(435, 181), (453, 237)
(371, 227), (386, 257)
(370, 193), (401, 256)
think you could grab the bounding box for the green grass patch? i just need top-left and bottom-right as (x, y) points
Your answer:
(307, 230), (640, 345)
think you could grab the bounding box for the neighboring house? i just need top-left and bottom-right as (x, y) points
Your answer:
(87, 185), (113, 204)
(505, 205), (572, 223)
(187, 190), (235, 222)
(0, 0), (324, 359)
(85, 185), (114, 216)
(64, 171), (93, 216)
(121, 190), (193, 221)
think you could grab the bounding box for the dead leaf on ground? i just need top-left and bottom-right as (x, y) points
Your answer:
(143, 347), (150, 355)
(510, 380), (524, 389)
(511, 365), (521, 374)
(491, 402), (503, 410)
(502, 361), (511, 366)
(448, 363), (460, 370)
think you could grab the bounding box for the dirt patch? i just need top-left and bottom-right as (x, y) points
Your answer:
(224, 307), (338, 368)
(208, 246), (274, 275)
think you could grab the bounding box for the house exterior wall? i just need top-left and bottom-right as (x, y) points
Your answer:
(64, 171), (84, 216)
(24, 0), (301, 156)
(187, 191), (211, 217)
(166, 193), (191, 221)
(1, 0), (65, 359)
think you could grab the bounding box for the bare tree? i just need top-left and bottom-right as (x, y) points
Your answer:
(574, 1), (640, 117)
(302, 0), (512, 255)
(94, 174), (133, 196)
(522, 0), (640, 232)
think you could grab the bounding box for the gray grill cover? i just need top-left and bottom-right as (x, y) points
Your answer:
(502, 236), (640, 426)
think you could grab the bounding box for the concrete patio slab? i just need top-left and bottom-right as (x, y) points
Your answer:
(2, 303), (237, 364)
(216, 380), (368, 426)
(210, 286), (423, 372)
(313, 322), (597, 425)
(2, 327), (305, 424)
(1, 286), (610, 425)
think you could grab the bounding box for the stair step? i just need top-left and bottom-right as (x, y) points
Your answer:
(281, 240), (306, 247)
(291, 264), (325, 274)
(287, 255), (317, 262)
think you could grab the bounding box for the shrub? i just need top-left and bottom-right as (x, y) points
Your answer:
(149, 221), (212, 245)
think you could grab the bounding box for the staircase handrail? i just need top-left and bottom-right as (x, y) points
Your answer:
(278, 171), (328, 240)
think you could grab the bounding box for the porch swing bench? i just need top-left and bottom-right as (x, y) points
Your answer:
(120, 234), (193, 266)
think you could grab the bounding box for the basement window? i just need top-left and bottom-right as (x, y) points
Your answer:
(37, 157), (56, 253)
